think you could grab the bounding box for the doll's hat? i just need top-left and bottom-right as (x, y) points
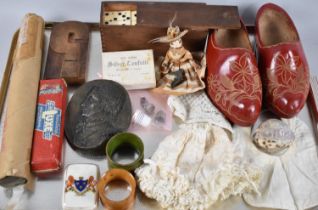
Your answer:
(150, 26), (188, 43)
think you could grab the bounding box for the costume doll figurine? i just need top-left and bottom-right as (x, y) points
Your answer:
(151, 23), (206, 95)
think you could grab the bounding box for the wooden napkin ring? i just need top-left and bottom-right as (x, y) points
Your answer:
(98, 169), (136, 210)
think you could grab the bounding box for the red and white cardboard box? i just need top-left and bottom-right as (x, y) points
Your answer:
(31, 79), (67, 174)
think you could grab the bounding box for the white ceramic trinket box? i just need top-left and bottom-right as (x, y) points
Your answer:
(62, 164), (99, 210)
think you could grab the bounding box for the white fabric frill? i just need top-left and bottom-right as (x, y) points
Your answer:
(135, 91), (261, 210)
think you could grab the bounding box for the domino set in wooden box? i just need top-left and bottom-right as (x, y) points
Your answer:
(99, 1), (240, 56)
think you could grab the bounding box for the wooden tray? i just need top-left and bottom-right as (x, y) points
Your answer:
(0, 22), (317, 210)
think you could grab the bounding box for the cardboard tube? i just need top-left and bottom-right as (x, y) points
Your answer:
(0, 13), (44, 190)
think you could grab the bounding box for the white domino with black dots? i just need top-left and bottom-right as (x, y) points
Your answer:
(104, 10), (137, 26)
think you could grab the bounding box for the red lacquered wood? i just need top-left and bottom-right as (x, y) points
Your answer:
(206, 21), (262, 126)
(255, 3), (310, 118)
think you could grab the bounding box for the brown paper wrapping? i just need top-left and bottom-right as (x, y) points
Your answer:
(0, 13), (44, 190)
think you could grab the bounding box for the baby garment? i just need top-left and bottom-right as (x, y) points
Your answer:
(135, 91), (260, 210)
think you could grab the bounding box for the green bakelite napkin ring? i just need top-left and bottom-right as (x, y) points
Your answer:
(106, 132), (144, 171)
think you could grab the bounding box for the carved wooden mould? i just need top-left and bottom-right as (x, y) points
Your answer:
(44, 21), (89, 85)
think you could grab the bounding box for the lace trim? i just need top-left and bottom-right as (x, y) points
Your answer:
(135, 160), (260, 210)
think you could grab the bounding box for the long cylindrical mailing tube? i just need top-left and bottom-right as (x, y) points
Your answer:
(0, 13), (44, 190)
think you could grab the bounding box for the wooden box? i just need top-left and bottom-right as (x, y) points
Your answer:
(100, 1), (240, 56)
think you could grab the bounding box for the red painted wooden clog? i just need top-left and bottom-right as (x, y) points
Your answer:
(206, 21), (262, 126)
(256, 3), (310, 118)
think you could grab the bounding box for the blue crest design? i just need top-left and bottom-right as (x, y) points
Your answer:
(74, 178), (88, 193)
(65, 175), (96, 195)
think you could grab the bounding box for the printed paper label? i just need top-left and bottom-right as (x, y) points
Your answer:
(35, 100), (61, 141)
(102, 49), (156, 89)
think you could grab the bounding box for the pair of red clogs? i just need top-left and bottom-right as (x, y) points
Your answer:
(206, 3), (310, 126)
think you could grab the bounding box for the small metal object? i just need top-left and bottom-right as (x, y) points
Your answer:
(132, 110), (152, 127)
(140, 97), (155, 115)
(154, 110), (166, 125)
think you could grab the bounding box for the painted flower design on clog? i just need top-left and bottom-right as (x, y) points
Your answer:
(207, 53), (262, 125)
(266, 51), (309, 117)
(267, 53), (309, 97)
(231, 53), (260, 92)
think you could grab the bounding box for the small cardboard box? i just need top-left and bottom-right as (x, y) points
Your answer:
(100, 1), (240, 57)
(102, 49), (156, 89)
(31, 79), (67, 174)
